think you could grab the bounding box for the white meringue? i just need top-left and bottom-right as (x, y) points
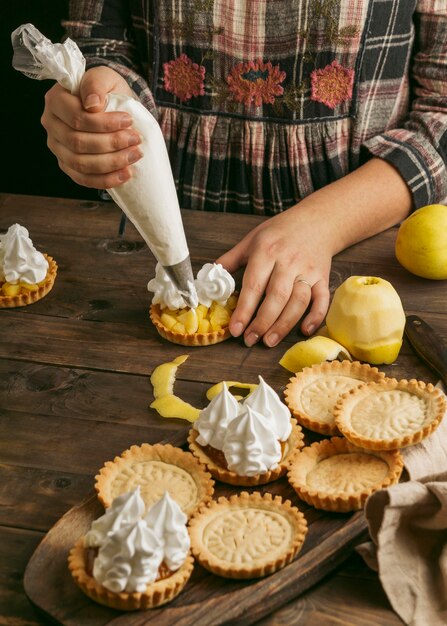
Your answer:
(0, 223), (48, 284)
(93, 519), (163, 593)
(84, 487), (145, 548)
(144, 492), (190, 571)
(194, 383), (240, 450)
(194, 263), (235, 307)
(222, 405), (282, 476)
(243, 376), (292, 441)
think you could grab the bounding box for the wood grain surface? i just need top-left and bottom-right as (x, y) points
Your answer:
(1, 193), (442, 626)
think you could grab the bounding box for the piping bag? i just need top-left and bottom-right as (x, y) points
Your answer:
(11, 23), (198, 308)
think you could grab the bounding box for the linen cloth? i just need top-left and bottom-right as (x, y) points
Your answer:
(63, 0), (447, 214)
(358, 384), (447, 626)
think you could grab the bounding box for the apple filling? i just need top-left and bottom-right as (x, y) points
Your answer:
(160, 295), (238, 335)
(1, 280), (45, 296)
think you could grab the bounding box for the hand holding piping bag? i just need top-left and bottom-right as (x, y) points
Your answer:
(11, 24), (198, 307)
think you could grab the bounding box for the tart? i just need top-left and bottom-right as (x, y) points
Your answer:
(68, 536), (194, 610)
(149, 294), (238, 346)
(284, 360), (386, 435)
(95, 443), (214, 517)
(0, 254), (57, 307)
(187, 418), (304, 486)
(334, 378), (446, 450)
(287, 437), (403, 512)
(189, 492), (308, 579)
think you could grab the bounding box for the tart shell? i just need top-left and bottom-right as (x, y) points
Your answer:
(287, 437), (404, 512)
(334, 378), (446, 450)
(150, 302), (232, 346)
(0, 254), (57, 308)
(95, 443), (214, 517)
(188, 491), (308, 579)
(284, 360), (386, 435)
(68, 537), (194, 610)
(187, 419), (304, 486)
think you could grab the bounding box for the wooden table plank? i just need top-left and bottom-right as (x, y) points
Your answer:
(0, 526), (44, 625)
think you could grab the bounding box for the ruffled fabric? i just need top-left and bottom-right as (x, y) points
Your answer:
(159, 106), (354, 214)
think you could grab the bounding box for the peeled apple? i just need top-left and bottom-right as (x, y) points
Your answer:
(325, 276), (406, 365)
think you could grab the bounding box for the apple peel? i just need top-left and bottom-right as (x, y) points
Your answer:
(206, 381), (258, 401)
(279, 336), (352, 373)
(150, 355), (201, 422)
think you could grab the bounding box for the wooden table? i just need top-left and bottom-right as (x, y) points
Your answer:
(1, 192), (445, 625)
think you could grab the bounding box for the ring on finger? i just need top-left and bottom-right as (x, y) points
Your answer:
(295, 277), (313, 290)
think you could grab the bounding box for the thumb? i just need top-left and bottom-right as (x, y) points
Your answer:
(79, 66), (115, 112)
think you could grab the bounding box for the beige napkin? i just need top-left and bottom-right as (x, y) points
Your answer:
(357, 385), (447, 626)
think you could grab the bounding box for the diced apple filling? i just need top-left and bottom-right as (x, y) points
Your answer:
(1, 281), (42, 296)
(161, 297), (237, 334)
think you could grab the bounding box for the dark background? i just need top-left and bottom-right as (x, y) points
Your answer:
(1, 2), (96, 200)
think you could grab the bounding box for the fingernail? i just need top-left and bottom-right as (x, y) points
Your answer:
(231, 322), (244, 337)
(244, 332), (259, 347)
(120, 114), (133, 128)
(265, 333), (279, 347)
(84, 94), (100, 109)
(127, 149), (142, 164)
(117, 170), (130, 182)
(305, 324), (315, 336)
(127, 134), (140, 147)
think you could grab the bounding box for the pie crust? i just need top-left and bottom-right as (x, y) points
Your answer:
(95, 443), (214, 517)
(188, 492), (308, 579)
(284, 360), (386, 435)
(68, 536), (194, 610)
(334, 378), (446, 450)
(0, 254), (57, 308)
(287, 437), (403, 512)
(150, 302), (233, 346)
(187, 419), (304, 486)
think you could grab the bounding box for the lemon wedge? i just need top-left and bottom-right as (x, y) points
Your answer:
(279, 336), (352, 373)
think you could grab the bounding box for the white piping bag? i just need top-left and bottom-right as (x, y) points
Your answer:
(11, 23), (198, 308)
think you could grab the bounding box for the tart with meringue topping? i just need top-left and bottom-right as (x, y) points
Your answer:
(188, 377), (304, 485)
(148, 262), (238, 346)
(0, 224), (57, 307)
(69, 488), (194, 610)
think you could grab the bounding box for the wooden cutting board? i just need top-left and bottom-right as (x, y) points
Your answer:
(23, 429), (369, 626)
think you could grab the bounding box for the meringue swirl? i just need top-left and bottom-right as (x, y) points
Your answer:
(0, 223), (48, 284)
(222, 405), (282, 476)
(147, 262), (188, 310)
(194, 383), (240, 450)
(194, 263), (235, 307)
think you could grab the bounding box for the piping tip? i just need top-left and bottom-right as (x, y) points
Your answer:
(162, 257), (198, 309)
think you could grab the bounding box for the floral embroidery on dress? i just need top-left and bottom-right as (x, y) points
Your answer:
(163, 54), (206, 102)
(310, 60), (354, 109)
(226, 59), (286, 107)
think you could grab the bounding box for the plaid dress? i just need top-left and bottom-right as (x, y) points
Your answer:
(64, 0), (447, 214)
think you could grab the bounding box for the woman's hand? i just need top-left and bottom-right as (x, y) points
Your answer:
(217, 157), (413, 348)
(41, 66), (143, 189)
(216, 201), (334, 347)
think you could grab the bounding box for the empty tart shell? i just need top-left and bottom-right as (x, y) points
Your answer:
(187, 418), (304, 486)
(68, 536), (194, 610)
(95, 443), (214, 518)
(334, 378), (446, 450)
(0, 254), (57, 308)
(287, 437), (404, 512)
(149, 299), (236, 346)
(188, 491), (308, 579)
(284, 360), (386, 435)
